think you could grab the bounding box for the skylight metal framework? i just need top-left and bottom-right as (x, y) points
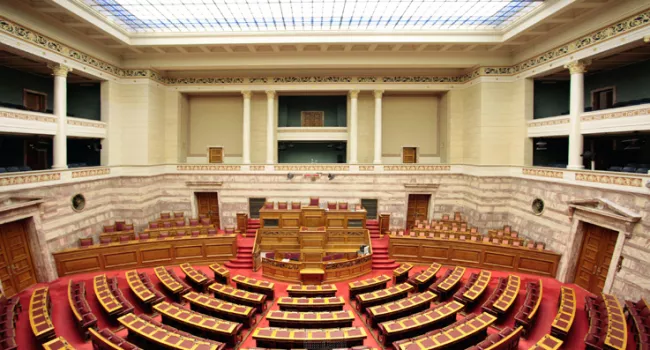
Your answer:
(81, 0), (544, 33)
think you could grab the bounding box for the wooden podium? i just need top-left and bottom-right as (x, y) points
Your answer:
(300, 268), (324, 285)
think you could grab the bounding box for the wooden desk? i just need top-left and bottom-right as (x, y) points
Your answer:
(153, 266), (191, 301)
(529, 334), (564, 350)
(29, 287), (55, 343)
(430, 266), (465, 299)
(208, 283), (267, 313)
(259, 209), (302, 228)
(53, 235), (237, 277)
(378, 300), (465, 345)
(277, 296), (345, 311)
(99, 230), (136, 242)
(455, 270), (491, 305)
(252, 327), (366, 350)
(266, 310), (355, 329)
(209, 263), (230, 285)
(367, 290), (437, 327)
(389, 236), (561, 277)
(118, 313), (224, 350)
(183, 291), (256, 328)
(286, 284), (337, 297)
(393, 263), (413, 284)
(348, 275), (390, 299)
(154, 301), (242, 347)
(602, 293), (627, 350)
(93, 275), (123, 315)
(356, 283), (414, 312)
(89, 328), (140, 350)
(300, 268), (324, 285)
(180, 263), (212, 292)
(232, 275), (275, 298)
(493, 274), (520, 314)
(408, 263), (441, 292)
(550, 286), (576, 340)
(68, 280), (97, 339)
(42, 336), (75, 350)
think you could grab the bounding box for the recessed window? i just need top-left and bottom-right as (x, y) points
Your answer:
(208, 147), (223, 163)
(591, 87), (615, 111)
(23, 89), (47, 112)
(403, 147), (417, 164)
(71, 194), (86, 212)
(249, 198), (266, 219)
(360, 199), (378, 219)
(532, 198), (545, 215)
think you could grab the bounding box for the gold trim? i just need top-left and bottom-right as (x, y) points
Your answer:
(177, 165), (242, 171)
(0, 172), (61, 186)
(523, 168), (564, 179)
(0, 110), (56, 123)
(67, 119), (107, 128)
(528, 118), (570, 128)
(274, 165), (350, 171)
(384, 165), (451, 171)
(71, 168), (110, 178)
(575, 172), (643, 187)
(581, 107), (650, 122)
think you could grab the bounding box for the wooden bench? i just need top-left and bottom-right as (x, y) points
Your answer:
(183, 291), (257, 328)
(408, 263), (442, 293)
(429, 266), (465, 299)
(625, 297), (649, 350)
(252, 327), (367, 349)
(154, 301), (242, 346)
(67, 280), (98, 339)
(93, 274), (134, 320)
(154, 266), (191, 301)
(348, 274), (390, 299)
(180, 263), (214, 292)
(286, 284), (337, 297)
(42, 336), (75, 350)
(492, 274), (520, 316)
(453, 270), (491, 305)
(208, 282), (267, 313)
(393, 263), (413, 284)
(367, 290), (437, 327)
(467, 325), (523, 350)
(208, 263), (231, 285)
(118, 313), (224, 350)
(29, 287), (55, 343)
(0, 292), (20, 350)
(514, 279), (542, 336)
(528, 334), (563, 350)
(89, 327), (141, 350)
(584, 293), (627, 350)
(277, 296), (346, 312)
(356, 283), (413, 312)
(378, 300), (464, 346)
(550, 286), (576, 340)
(393, 312), (497, 350)
(266, 310), (355, 329)
(125, 270), (165, 311)
(232, 275), (275, 299)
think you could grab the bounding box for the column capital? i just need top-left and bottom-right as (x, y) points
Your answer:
(564, 60), (591, 74)
(373, 90), (384, 99)
(48, 63), (72, 77)
(265, 90), (276, 99)
(242, 90), (252, 99)
(644, 35), (650, 43)
(349, 90), (360, 98)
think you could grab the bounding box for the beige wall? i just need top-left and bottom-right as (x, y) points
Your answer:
(148, 83), (166, 164)
(382, 95), (439, 163)
(357, 93), (374, 164)
(250, 93), (267, 164)
(188, 95), (243, 162)
(438, 93), (449, 163)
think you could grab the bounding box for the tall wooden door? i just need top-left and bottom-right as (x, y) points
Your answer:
(406, 194), (430, 229)
(0, 220), (37, 297)
(196, 192), (220, 229)
(208, 147), (223, 163)
(403, 147), (417, 163)
(574, 223), (618, 294)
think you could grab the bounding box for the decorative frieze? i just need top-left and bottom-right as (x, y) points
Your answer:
(177, 165), (241, 171)
(523, 168), (564, 179)
(71, 168), (110, 178)
(274, 165), (350, 171)
(249, 165), (266, 171)
(0, 110), (56, 123)
(359, 165), (375, 171)
(67, 119), (107, 129)
(575, 172), (644, 187)
(272, 76), (352, 84)
(527, 117), (570, 128)
(384, 165), (451, 171)
(581, 107), (650, 122)
(0, 172), (61, 187)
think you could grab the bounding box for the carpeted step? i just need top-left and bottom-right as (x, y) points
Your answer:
(224, 262), (253, 269)
(372, 262), (401, 269)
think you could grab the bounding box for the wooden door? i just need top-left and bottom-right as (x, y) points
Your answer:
(403, 147), (417, 163)
(0, 220), (37, 297)
(196, 192), (220, 229)
(208, 147), (223, 163)
(406, 194), (430, 229)
(574, 223), (618, 294)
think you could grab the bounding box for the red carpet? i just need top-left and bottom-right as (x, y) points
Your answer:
(12, 263), (636, 349)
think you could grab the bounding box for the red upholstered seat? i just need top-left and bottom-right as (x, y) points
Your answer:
(207, 228), (217, 236)
(149, 222), (159, 229)
(200, 218), (211, 225)
(163, 222), (172, 228)
(225, 227), (235, 234)
(264, 202), (274, 209)
(161, 212), (171, 219)
(442, 214), (450, 221)
(158, 232), (169, 239)
(309, 197), (319, 206)
(124, 224), (133, 231)
(191, 230), (200, 237)
(504, 225), (511, 233)
(139, 233), (149, 240)
(189, 219), (199, 226)
(79, 238), (93, 247)
(291, 202), (301, 210)
(103, 225), (115, 233)
(278, 202), (288, 209)
(338, 202), (348, 210)
(327, 202), (337, 210)
(176, 231), (186, 237)
(115, 221), (126, 231)
(100, 237), (112, 245)
(175, 220), (186, 227)
(119, 235), (130, 243)
(173, 212), (184, 218)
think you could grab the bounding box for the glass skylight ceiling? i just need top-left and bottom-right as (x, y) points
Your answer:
(82, 0), (544, 33)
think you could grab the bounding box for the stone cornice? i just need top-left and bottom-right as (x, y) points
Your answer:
(1, 8), (649, 85)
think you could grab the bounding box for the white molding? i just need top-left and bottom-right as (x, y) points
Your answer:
(67, 117), (107, 138)
(0, 107), (57, 135)
(277, 127), (348, 141)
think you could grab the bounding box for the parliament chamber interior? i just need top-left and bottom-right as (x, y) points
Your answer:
(0, 0), (649, 349)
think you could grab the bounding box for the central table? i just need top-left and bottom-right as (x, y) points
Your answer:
(300, 268), (325, 285)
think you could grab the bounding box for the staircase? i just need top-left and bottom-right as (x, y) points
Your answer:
(371, 235), (400, 270)
(224, 236), (254, 269)
(246, 218), (260, 237)
(367, 219), (381, 239)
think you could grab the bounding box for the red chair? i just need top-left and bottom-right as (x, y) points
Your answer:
(264, 202), (274, 210)
(163, 222), (172, 228)
(124, 224), (133, 231)
(158, 232), (169, 239)
(161, 212), (171, 219)
(189, 219), (199, 226)
(79, 238), (93, 247)
(291, 202), (301, 210)
(200, 218), (211, 226)
(309, 197), (319, 206)
(511, 231), (519, 238)
(442, 214), (450, 221)
(504, 225), (511, 234)
(207, 228), (217, 236)
(103, 225), (115, 233)
(225, 227), (235, 234)
(492, 238), (500, 244)
(470, 227), (478, 233)
(482, 237), (490, 243)
(191, 230), (200, 237)
(470, 236), (478, 242)
(535, 242), (545, 250)
(115, 221), (126, 231)
(338, 202), (348, 210)
(100, 237), (112, 245)
(139, 233), (149, 240)
(149, 222), (159, 229)
(175, 220), (186, 227)
(454, 212), (461, 221)
(513, 240), (521, 247)
(119, 235), (130, 243)
(173, 212), (184, 218)
(176, 231), (186, 238)
(327, 202), (337, 210)
(278, 202), (288, 209)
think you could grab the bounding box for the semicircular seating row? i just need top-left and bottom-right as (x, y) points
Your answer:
(24, 261), (636, 350)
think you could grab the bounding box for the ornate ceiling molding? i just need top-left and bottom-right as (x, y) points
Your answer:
(1, 8), (649, 86)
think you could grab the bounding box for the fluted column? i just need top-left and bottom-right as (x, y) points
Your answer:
(349, 90), (359, 164)
(266, 91), (275, 164)
(49, 63), (72, 169)
(373, 90), (383, 164)
(242, 90), (252, 164)
(564, 60), (589, 170)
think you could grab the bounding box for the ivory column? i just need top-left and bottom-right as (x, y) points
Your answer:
(265, 91), (275, 164)
(564, 60), (589, 170)
(49, 64), (72, 169)
(242, 90), (252, 164)
(373, 90), (384, 164)
(349, 90), (359, 164)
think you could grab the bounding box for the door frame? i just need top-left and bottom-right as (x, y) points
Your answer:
(572, 222), (618, 293)
(190, 190), (223, 230)
(561, 198), (641, 293)
(405, 193), (434, 229)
